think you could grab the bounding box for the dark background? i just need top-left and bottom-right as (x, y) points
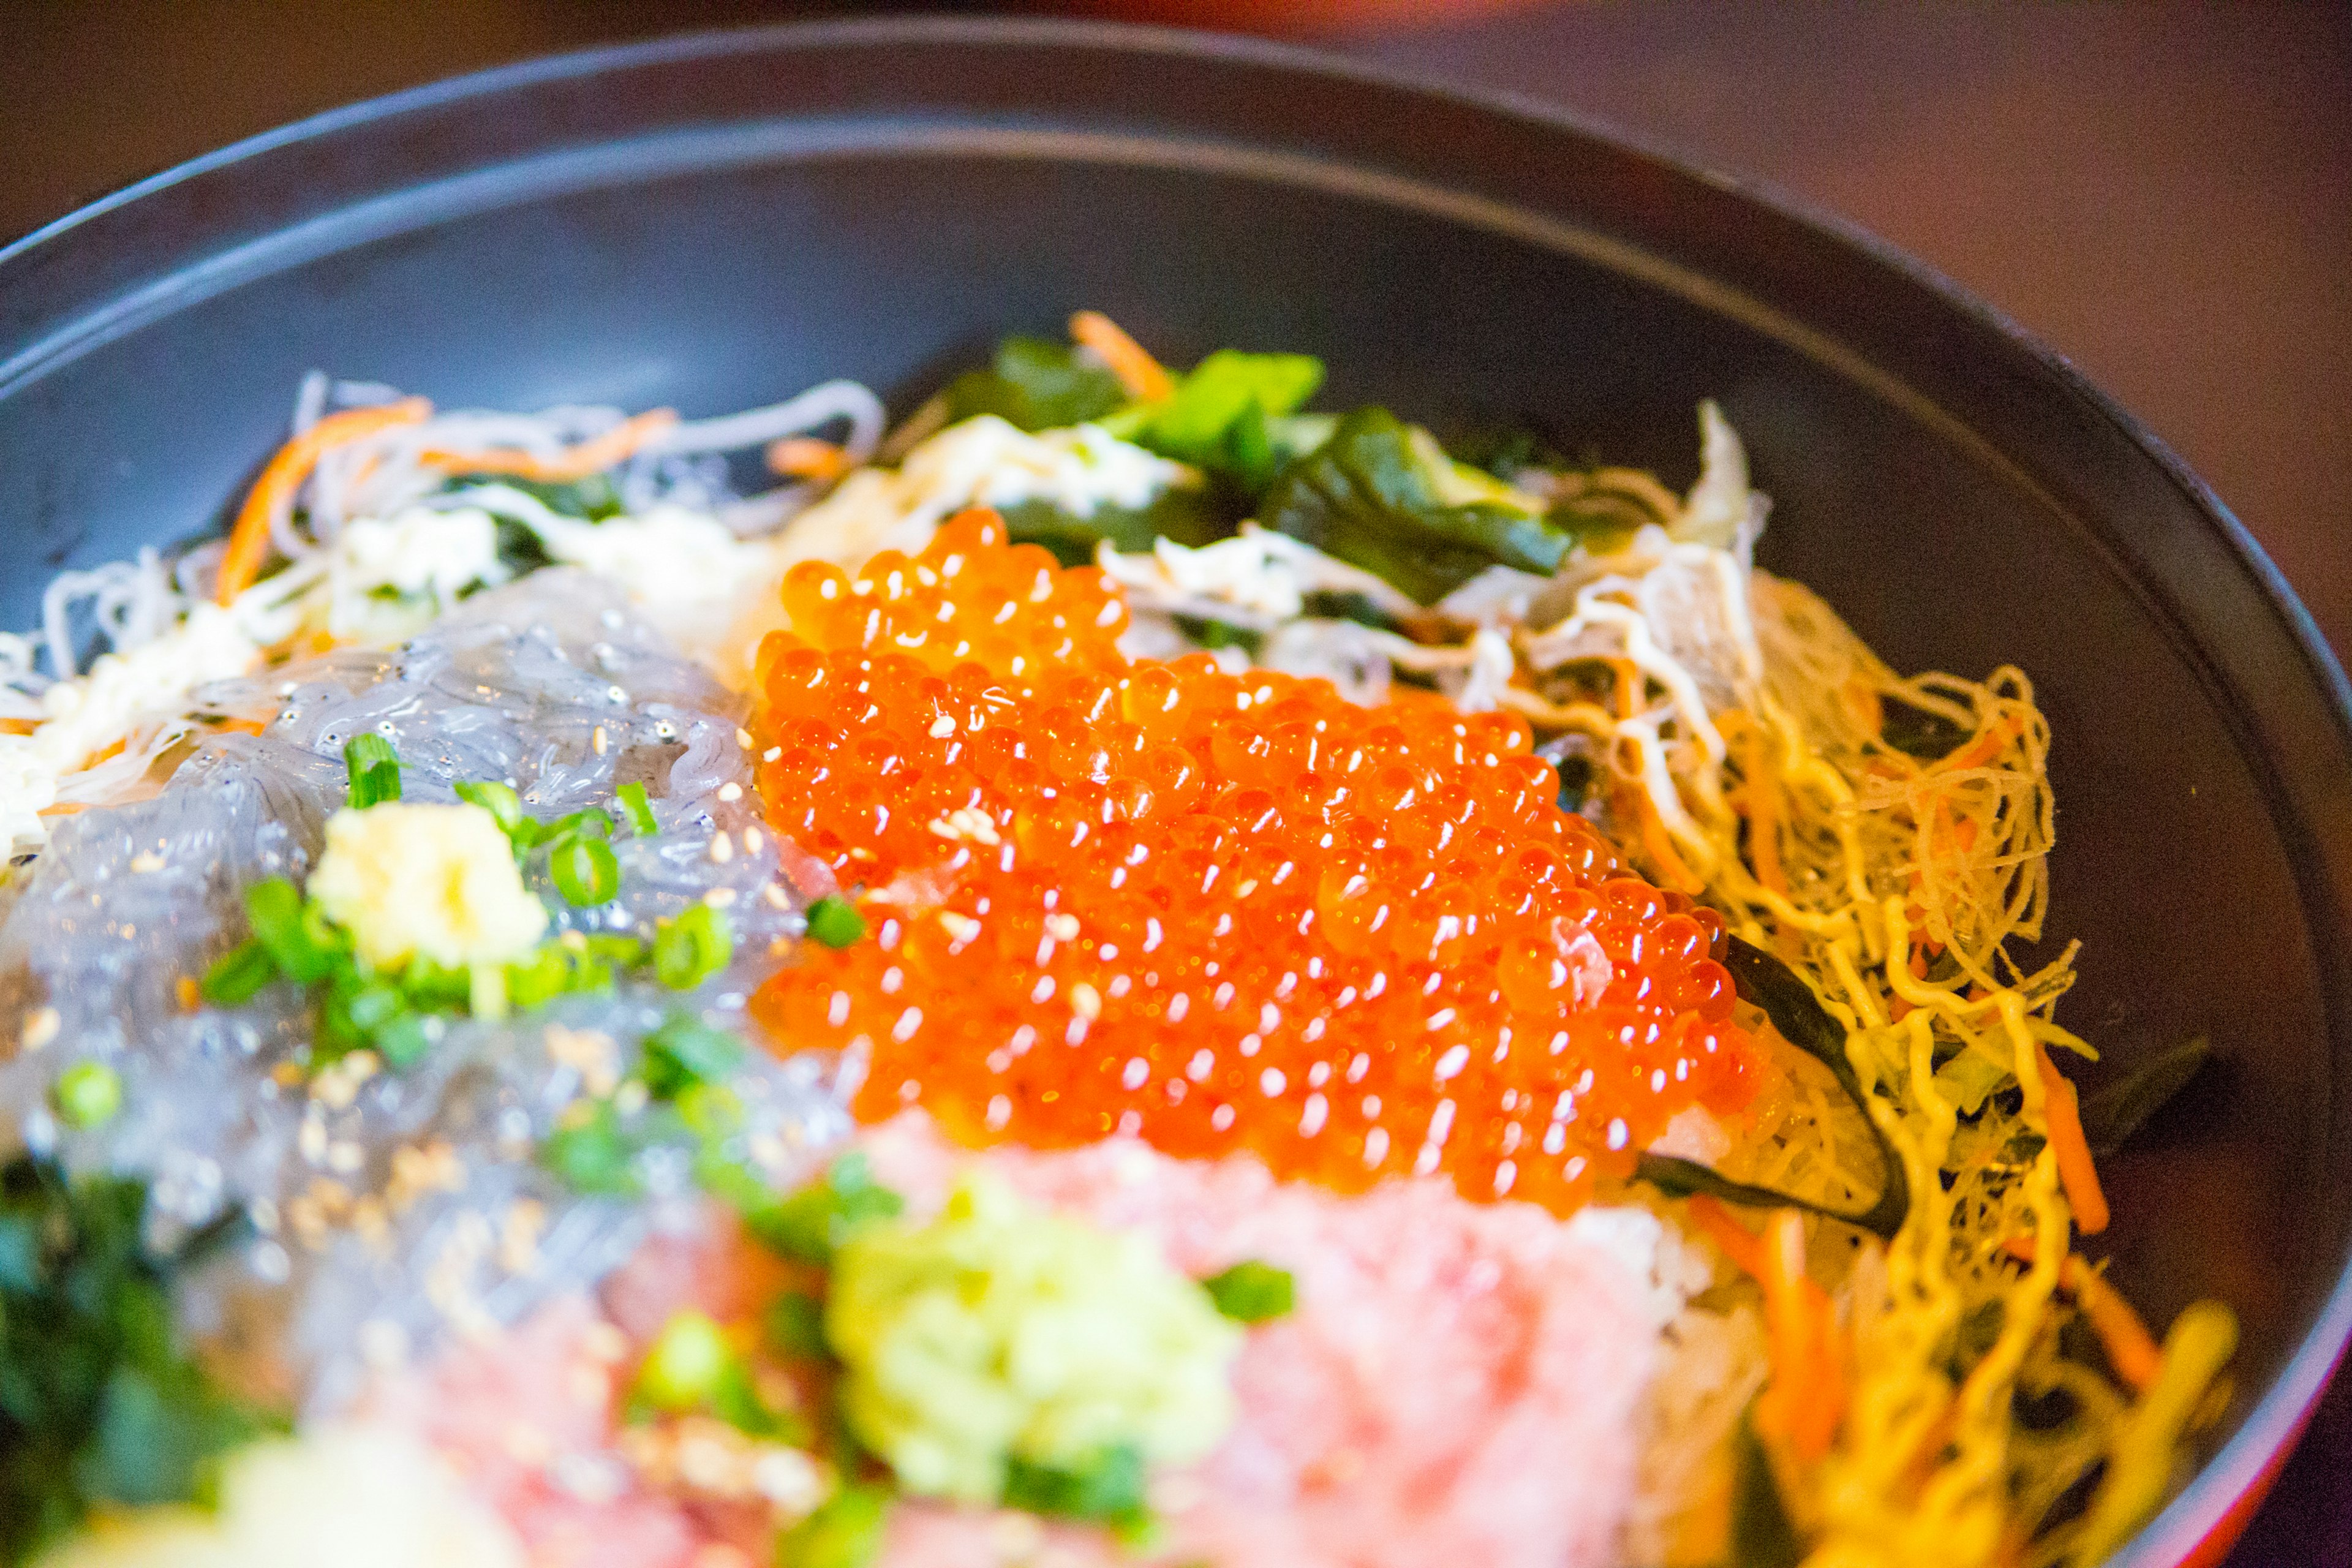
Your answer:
(4, 2), (2349, 1561)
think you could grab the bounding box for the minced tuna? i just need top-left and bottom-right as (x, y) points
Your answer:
(368, 1114), (1691, 1568)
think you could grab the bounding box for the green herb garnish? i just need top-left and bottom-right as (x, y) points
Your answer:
(616, 781), (659, 837)
(51, 1062), (123, 1130)
(0, 1159), (280, 1564)
(1002, 1443), (1151, 1536)
(549, 835), (620, 907)
(805, 895), (868, 951)
(454, 778), (526, 837)
(654, 903), (734, 990)
(341, 733), (401, 808)
(1260, 407), (1571, 604)
(1200, 1260), (1295, 1323)
(750, 1152), (905, 1266)
(777, 1482), (892, 1568)
(944, 336), (1126, 433)
(640, 1010), (747, 1100)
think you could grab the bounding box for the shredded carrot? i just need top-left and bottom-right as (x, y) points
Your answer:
(767, 435), (853, 480)
(2000, 1237), (2161, 1392)
(1607, 657), (1645, 720)
(1623, 785), (1704, 895)
(1934, 713), (2023, 774)
(1703, 1204), (1844, 1476)
(2036, 1042), (2110, 1234)
(421, 407), (678, 484)
(1697, 1200), (1845, 1460)
(1762, 1209), (1847, 1460)
(1689, 1194), (1768, 1276)
(1069, 311), (1175, 402)
(1743, 725), (1789, 897)
(1847, 677), (1885, 739)
(216, 398), (433, 605)
(2073, 1262), (2163, 1391)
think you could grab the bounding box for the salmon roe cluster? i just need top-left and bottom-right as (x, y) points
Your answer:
(749, 511), (1759, 1214)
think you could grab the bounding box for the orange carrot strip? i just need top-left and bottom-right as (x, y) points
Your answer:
(1627, 786), (1705, 895)
(767, 435), (852, 480)
(1688, 1194), (1768, 1276)
(1069, 310), (1175, 402)
(2036, 1042), (2111, 1235)
(1999, 1236), (2162, 1392)
(1934, 714), (2023, 774)
(1744, 726), (1789, 897)
(1692, 1199), (1845, 1460)
(216, 398), (432, 605)
(1761, 1209), (1847, 1461)
(2072, 1263), (2163, 1392)
(421, 407), (678, 484)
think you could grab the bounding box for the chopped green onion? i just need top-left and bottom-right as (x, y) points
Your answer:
(52, 1062), (123, 1129)
(469, 962), (510, 1022)
(401, 956), (472, 1009)
(552, 809), (612, 841)
(199, 938), (277, 1005)
(777, 1482), (892, 1568)
(540, 1099), (639, 1194)
(454, 779), (524, 839)
(507, 946), (571, 1011)
(752, 1152), (904, 1265)
(342, 981), (405, 1036)
(633, 1310), (733, 1413)
(372, 1013), (436, 1070)
(342, 733), (402, 808)
(1003, 1444), (1150, 1533)
(584, 933), (648, 967)
(1200, 1259), (1296, 1322)
(653, 903), (734, 990)
(764, 1291), (829, 1360)
(244, 877), (335, 984)
(641, 1011), (747, 1101)
(616, 782), (659, 837)
(804, 895), (867, 950)
(550, 836), (620, 907)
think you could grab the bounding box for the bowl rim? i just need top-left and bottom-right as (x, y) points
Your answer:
(4, 17), (2349, 1565)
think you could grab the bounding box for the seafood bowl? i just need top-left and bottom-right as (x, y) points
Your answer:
(2, 19), (2349, 1568)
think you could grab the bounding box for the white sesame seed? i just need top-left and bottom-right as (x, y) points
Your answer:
(1259, 1067), (1287, 1097)
(1187, 1049), (1215, 1082)
(708, 832), (734, 864)
(763, 746), (783, 763)
(892, 1008), (923, 1042)
(592, 725), (609, 756)
(1299, 1093), (1329, 1136)
(1433, 1044), (1469, 1082)
(986, 1095), (1012, 1130)
(736, 728), (754, 748)
(1363, 1127), (1391, 1167)
(1070, 982), (1102, 1022)
(1122, 1057), (1150, 1091)
(704, 888), (738, 908)
(1044, 913), (1080, 941)
(1607, 1118), (1630, 1151)
(717, 782), (743, 802)
(129, 851), (167, 873)
(1210, 1104), (1236, 1132)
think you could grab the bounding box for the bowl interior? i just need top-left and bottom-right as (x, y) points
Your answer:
(4, 22), (2348, 1564)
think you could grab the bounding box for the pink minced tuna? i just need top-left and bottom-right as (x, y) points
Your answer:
(371, 1114), (1668, 1568)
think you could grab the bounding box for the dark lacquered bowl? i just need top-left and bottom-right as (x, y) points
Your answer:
(3, 20), (2347, 1564)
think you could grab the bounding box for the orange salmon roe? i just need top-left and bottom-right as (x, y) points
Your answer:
(749, 511), (1759, 1214)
